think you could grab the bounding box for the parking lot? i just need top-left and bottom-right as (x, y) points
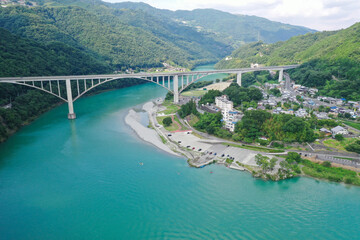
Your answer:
(168, 131), (282, 169)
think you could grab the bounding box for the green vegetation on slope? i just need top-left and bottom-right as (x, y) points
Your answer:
(111, 2), (315, 48)
(0, 1), (231, 69)
(0, 28), (144, 143)
(216, 22), (360, 100)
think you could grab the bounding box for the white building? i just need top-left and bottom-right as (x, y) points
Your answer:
(215, 95), (233, 110)
(222, 109), (242, 132)
(295, 109), (308, 118)
(331, 126), (348, 136)
(222, 109), (242, 122)
(224, 121), (237, 132)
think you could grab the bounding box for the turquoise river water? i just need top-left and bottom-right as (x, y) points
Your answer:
(0, 65), (359, 239)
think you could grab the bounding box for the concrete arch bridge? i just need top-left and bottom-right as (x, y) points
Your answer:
(0, 65), (298, 119)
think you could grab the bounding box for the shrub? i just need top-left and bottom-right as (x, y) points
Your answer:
(321, 161), (332, 167)
(334, 134), (344, 141)
(162, 117), (172, 127)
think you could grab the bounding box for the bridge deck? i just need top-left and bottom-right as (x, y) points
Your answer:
(0, 65), (299, 82)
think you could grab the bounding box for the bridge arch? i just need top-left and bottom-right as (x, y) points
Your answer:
(72, 76), (173, 102)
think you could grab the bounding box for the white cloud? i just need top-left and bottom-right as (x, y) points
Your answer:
(105, 0), (360, 30)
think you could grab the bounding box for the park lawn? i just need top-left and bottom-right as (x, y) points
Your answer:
(181, 89), (207, 97)
(156, 116), (178, 131)
(323, 138), (358, 152)
(159, 101), (180, 115)
(343, 121), (360, 131)
(156, 115), (186, 132)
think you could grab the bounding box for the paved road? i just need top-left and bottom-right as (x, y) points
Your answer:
(177, 112), (360, 168)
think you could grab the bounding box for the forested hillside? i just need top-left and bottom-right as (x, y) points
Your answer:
(110, 2), (315, 48)
(0, 28), (143, 142)
(216, 22), (360, 100)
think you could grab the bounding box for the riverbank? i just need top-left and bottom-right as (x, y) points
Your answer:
(125, 100), (281, 177)
(125, 99), (360, 186)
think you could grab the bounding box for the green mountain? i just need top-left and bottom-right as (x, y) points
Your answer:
(0, 28), (110, 77)
(0, 1), (231, 69)
(109, 2), (315, 48)
(0, 0), (315, 69)
(216, 22), (360, 100)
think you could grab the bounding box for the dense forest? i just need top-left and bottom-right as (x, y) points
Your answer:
(110, 2), (314, 48)
(216, 22), (360, 100)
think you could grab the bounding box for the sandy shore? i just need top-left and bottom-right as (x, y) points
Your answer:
(125, 104), (179, 156)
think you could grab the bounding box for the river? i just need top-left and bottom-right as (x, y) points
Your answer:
(0, 65), (359, 239)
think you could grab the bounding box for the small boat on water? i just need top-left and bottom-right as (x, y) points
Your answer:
(139, 162), (144, 166)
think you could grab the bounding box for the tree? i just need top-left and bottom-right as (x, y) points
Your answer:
(198, 90), (222, 105)
(269, 157), (278, 171)
(255, 154), (270, 173)
(178, 100), (199, 118)
(334, 134), (344, 141)
(255, 154), (278, 173)
(162, 117), (172, 127)
(286, 152), (302, 163)
(322, 161), (332, 167)
(269, 88), (281, 97)
(165, 91), (173, 101)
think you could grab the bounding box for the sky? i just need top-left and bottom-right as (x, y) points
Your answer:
(104, 0), (360, 31)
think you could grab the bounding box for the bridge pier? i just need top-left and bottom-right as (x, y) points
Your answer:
(278, 69), (284, 82)
(66, 79), (76, 120)
(173, 75), (179, 104)
(237, 72), (242, 86)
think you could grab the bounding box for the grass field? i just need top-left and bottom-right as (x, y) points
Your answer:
(156, 116), (178, 131)
(323, 138), (358, 151)
(343, 121), (360, 131)
(159, 101), (180, 115)
(156, 115), (187, 132)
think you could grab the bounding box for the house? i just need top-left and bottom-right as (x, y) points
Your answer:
(315, 112), (330, 120)
(295, 109), (308, 118)
(259, 136), (268, 141)
(331, 126), (348, 136)
(330, 106), (338, 112)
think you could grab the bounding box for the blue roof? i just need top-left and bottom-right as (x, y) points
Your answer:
(341, 98), (346, 101)
(330, 106), (337, 109)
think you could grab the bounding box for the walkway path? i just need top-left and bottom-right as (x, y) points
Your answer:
(171, 115), (182, 132)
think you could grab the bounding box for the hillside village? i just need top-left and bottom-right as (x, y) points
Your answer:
(198, 74), (360, 136)
(173, 71), (360, 157)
